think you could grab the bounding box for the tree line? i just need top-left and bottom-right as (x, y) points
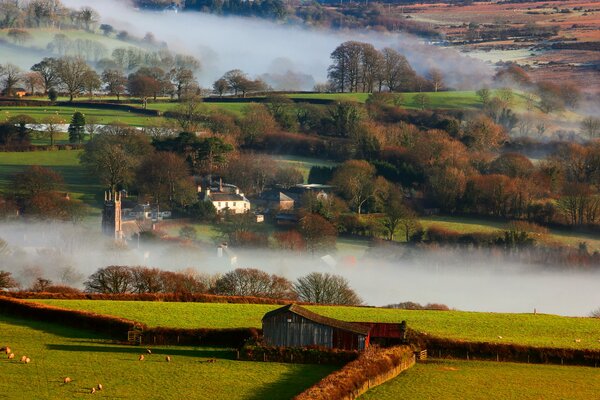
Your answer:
(0, 266), (363, 306)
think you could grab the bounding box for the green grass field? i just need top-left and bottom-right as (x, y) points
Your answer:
(0, 150), (100, 207)
(271, 155), (338, 182)
(0, 106), (157, 126)
(140, 102), (250, 117)
(359, 359), (600, 400)
(421, 215), (600, 251)
(0, 314), (333, 400)
(29, 300), (600, 350)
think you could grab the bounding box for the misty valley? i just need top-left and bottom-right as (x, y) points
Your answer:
(0, 0), (599, 399)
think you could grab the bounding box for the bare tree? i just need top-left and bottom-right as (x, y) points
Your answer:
(0, 63), (22, 96)
(0, 270), (18, 290)
(23, 71), (43, 95)
(31, 57), (59, 94)
(213, 268), (296, 299)
(85, 266), (133, 293)
(294, 272), (362, 305)
(581, 117), (600, 139)
(102, 69), (127, 100)
(428, 68), (444, 92)
(55, 56), (94, 101)
(38, 114), (65, 146)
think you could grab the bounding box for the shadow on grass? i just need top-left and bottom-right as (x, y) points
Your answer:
(245, 364), (336, 400)
(46, 344), (235, 359)
(0, 314), (106, 340)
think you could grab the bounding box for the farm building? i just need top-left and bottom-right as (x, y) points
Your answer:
(262, 304), (370, 351)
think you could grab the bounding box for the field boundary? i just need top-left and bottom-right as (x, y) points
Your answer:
(293, 345), (415, 400)
(0, 296), (260, 346)
(3, 291), (303, 305)
(411, 331), (600, 367)
(240, 344), (359, 365)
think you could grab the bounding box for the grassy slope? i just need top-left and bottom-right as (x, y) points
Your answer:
(0, 150), (100, 207)
(0, 105), (156, 126)
(359, 359), (600, 400)
(421, 215), (600, 251)
(0, 314), (333, 400)
(30, 300), (600, 350)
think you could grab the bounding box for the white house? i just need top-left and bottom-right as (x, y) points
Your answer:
(200, 183), (251, 214)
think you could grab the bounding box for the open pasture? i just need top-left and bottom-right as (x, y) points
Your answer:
(359, 359), (600, 400)
(30, 300), (600, 350)
(0, 150), (100, 207)
(0, 105), (156, 126)
(0, 314), (334, 400)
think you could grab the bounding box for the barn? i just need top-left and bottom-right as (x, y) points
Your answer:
(262, 304), (370, 351)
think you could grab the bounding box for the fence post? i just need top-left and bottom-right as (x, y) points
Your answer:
(467, 351), (469, 361)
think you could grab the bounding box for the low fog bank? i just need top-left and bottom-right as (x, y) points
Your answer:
(61, 0), (493, 90)
(1, 222), (598, 317)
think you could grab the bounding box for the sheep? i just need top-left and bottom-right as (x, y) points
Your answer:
(4, 347), (11, 354)
(575, 339), (581, 343)
(138, 354), (145, 361)
(25, 357), (31, 364)
(498, 336), (503, 339)
(20, 356), (27, 362)
(63, 377), (72, 384)
(8, 353), (15, 360)
(90, 387), (96, 394)
(97, 383), (103, 391)
(165, 356), (171, 362)
(146, 349), (152, 354)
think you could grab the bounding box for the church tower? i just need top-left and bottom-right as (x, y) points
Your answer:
(102, 191), (123, 240)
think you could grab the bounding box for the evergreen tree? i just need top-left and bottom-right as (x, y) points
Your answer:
(68, 112), (86, 143)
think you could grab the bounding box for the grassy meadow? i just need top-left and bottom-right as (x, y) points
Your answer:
(359, 359), (600, 400)
(421, 215), (600, 252)
(0, 105), (156, 126)
(0, 150), (100, 208)
(0, 314), (333, 400)
(29, 300), (600, 350)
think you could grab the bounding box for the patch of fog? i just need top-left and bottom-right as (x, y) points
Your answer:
(60, 0), (493, 90)
(1, 221), (598, 317)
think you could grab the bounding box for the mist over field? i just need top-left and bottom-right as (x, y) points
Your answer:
(1, 222), (598, 317)
(59, 0), (493, 90)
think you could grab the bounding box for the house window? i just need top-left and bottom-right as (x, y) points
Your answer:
(217, 202), (221, 208)
(233, 202), (236, 207)
(225, 202), (229, 207)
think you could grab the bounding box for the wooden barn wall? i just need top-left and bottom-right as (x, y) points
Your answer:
(263, 311), (333, 348)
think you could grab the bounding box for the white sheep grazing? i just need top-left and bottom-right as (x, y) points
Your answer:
(5, 347), (11, 354)
(97, 383), (103, 391)
(63, 377), (72, 384)
(90, 388), (96, 394)
(165, 356), (171, 362)
(498, 336), (503, 339)
(8, 353), (15, 360)
(139, 354), (145, 361)
(20, 356), (27, 362)
(575, 339), (581, 343)
(24, 357), (31, 364)
(146, 349), (152, 354)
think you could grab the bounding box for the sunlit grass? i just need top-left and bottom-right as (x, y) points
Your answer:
(360, 359), (600, 400)
(29, 300), (600, 350)
(0, 314), (333, 400)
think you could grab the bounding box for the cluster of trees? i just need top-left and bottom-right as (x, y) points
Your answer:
(185, 0), (287, 20)
(327, 41), (442, 93)
(83, 266), (362, 305)
(0, 0), (98, 30)
(0, 52), (200, 102)
(0, 165), (82, 220)
(213, 69), (268, 98)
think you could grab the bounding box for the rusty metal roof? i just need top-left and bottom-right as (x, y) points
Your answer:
(262, 304), (370, 336)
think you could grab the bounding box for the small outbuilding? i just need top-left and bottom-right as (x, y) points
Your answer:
(262, 304), (370, 351)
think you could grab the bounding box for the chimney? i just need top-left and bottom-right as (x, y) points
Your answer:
(235, 187), (239, 195)
(197, 184), (202, 193)
(219, 178), (223, 192)
(217, 245), (223, 258)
